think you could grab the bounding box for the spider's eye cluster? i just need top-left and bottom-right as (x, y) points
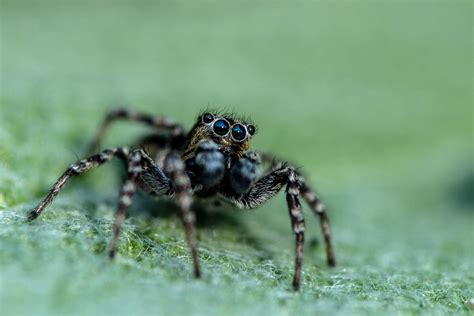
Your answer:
(202, 113), (255, 141)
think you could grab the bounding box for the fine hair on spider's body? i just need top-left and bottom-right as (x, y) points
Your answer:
(28, 107), (336, 291)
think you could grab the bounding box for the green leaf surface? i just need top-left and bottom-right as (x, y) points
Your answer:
(1, 2), (472, 315)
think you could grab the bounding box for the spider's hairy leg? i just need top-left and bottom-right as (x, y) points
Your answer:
(164, 152), (201, 278)
(298, 179), (336, 267)
(86, 107), (185, 154)
(190, 139), (225, 188)
(219, 165), (306, 291)
(27, 147), (130, 221)
(258, 152), (336, 267)
(108, 149), (145, 258)
(286, 170), (305, 291)
(220, 164), (289, 209)
(229, 151), (261, 194)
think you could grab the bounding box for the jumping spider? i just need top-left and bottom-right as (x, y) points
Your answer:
(27, 108), (336, 291)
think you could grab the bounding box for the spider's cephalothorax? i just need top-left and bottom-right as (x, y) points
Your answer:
(27, 107), (336, 291)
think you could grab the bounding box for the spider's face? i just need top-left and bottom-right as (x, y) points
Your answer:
(200, 112), (256, 146)
(184, 112), (256, 159)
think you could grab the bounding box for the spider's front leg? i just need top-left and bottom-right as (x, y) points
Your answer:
(108, 149), (146, 258)
(286, 170), (305, 291)
(298, 179), (336, 267)
(27, 147), (130, 221)
(220, 164), (306, 290)
(259, 153), (336, 267)
(26, 147), (152, 258)
(164, 152), (201, 278)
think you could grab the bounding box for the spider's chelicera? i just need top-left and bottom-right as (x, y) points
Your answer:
(27, 108), (336, 291)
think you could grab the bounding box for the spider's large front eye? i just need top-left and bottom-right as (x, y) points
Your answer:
(231, 124), (246, 141)
(213, 119), (230, 136)
(202, 113), (214, 124)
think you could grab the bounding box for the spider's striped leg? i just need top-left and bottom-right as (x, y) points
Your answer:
(298, 179), (336, 267)
(108, 149), (144, 258)
(219, 164), (289, 209)
(86, 107), (185, 155)
(256, 151), (336, 267)
(219, 165), (306, 291)
(164, 152), (201, 278)
(286, 169), (306, 291)
(27, 147), (130, 221)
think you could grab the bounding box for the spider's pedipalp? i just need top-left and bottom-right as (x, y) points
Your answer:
(229, 151), (262, 194)
(192, 139), (225, 188)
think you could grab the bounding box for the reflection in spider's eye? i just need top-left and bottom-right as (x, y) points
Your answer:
(231, 124), (246, 141)
(247, 125), (256, 136)
(202, 113), (214, 123)
(213, 119), (230, 136)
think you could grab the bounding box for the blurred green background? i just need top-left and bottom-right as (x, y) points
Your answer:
(0, 1), (472, 315)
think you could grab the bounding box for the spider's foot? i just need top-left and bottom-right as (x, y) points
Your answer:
(108, 249), (116, 259)
(194, 268), (201, 279)
(292, 280), (301, 292)
(328, 256), (336, 267)
(26, 210), (40, 222)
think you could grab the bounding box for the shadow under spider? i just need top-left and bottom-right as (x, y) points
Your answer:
(133, 192), (275, 261)
(54, 163), (275, 260)
(77, 189), (275, 262)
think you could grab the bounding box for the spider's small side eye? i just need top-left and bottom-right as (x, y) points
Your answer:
(231, 124), (246, 141)
(202, 113), (214, 124)
(247, 125), (256, 136)
(213, 119), (230, 136)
